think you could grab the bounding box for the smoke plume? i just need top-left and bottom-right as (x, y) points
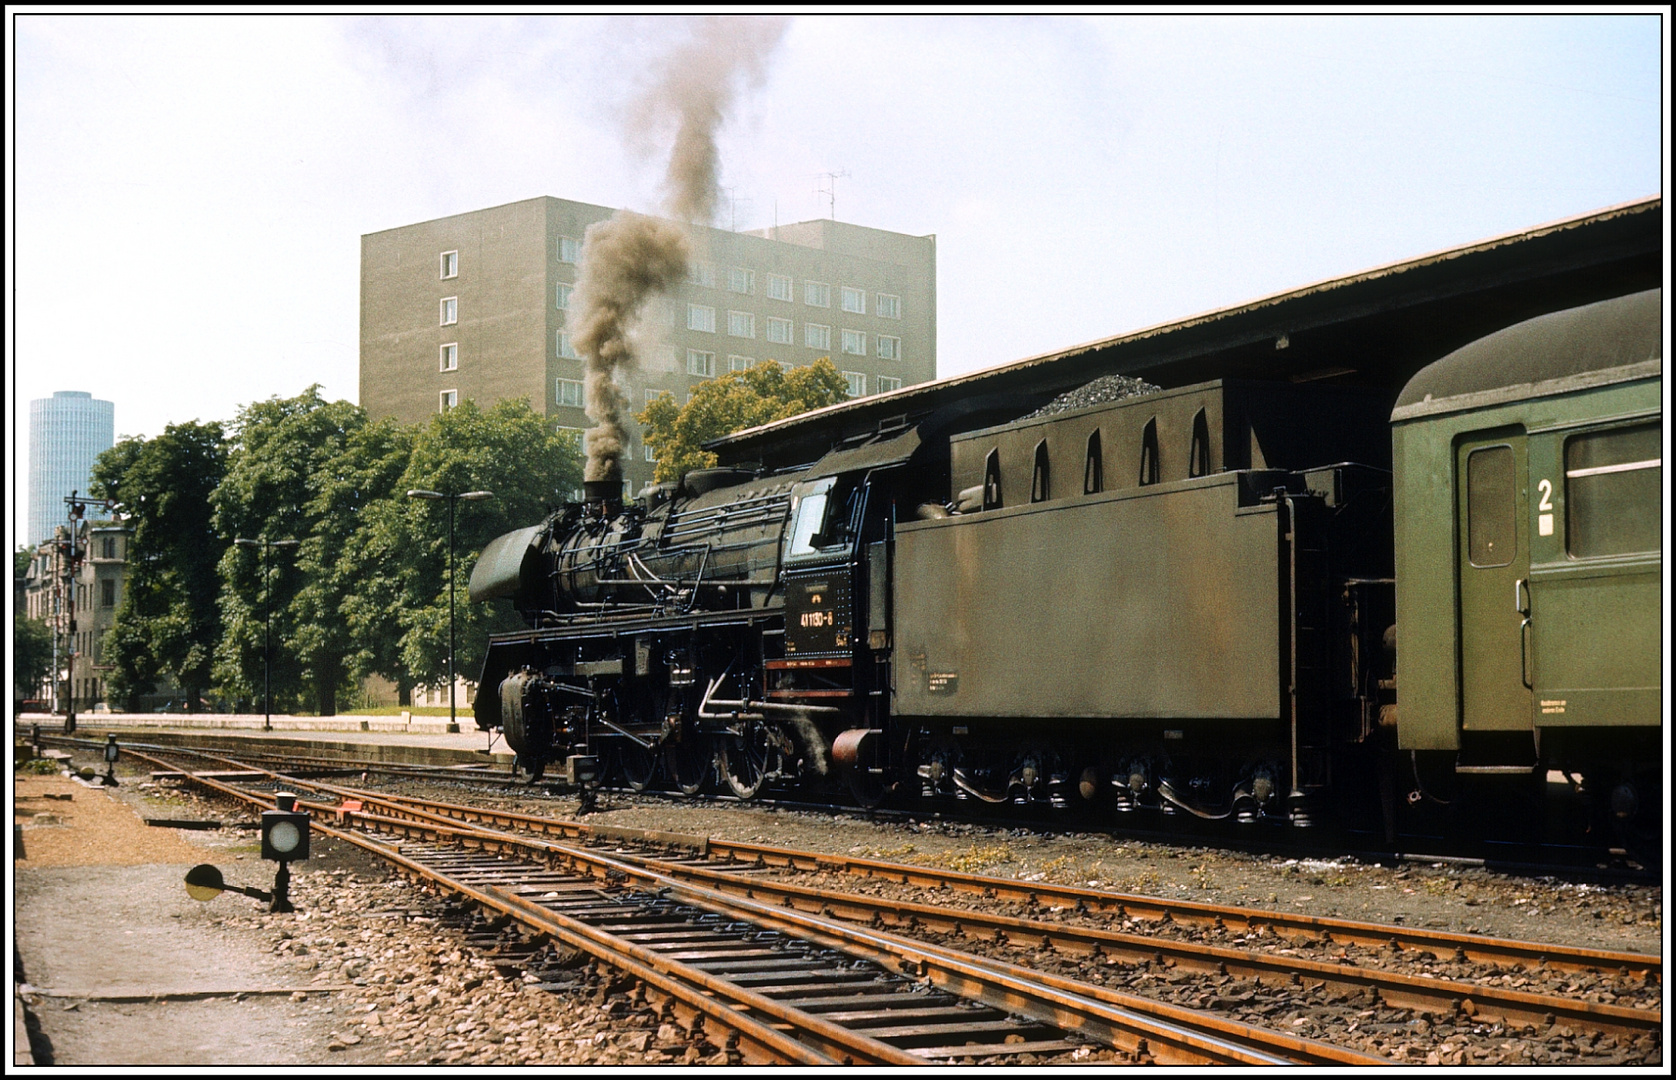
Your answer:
(571, 16), (790, 484)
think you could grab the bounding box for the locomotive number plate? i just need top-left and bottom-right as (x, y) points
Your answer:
(786, 574), (852, 656)
(927, 671), (959, 695)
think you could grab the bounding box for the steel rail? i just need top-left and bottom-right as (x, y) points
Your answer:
(226, 773), (1368, 1066)
(76, 736), (1661, 983)
(205, 774), (1658, 1038)
(118, 747), (1325, 1066)
(328, 805), (1308, 1065)
(621, 851), (1662, 1040)
(110, 747), (901, 1066)
(297, 778), (1660, 982)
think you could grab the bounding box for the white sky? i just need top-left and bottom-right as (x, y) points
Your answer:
(6, 11), (1667, 543)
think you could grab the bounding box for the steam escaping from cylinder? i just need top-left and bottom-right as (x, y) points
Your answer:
(786, 712), (830, 778)
(570, 16), (790, 484)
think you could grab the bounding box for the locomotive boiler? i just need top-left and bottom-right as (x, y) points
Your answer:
(468, 288), (1662, 861)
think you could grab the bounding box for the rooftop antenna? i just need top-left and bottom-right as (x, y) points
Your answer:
(815, 170), (849, 220)
(719, 187), (752, 232)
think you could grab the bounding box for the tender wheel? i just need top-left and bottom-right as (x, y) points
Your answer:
(620, 742), (659, 793)
(667, 737), (713, 797)
(720, 722), (775, 800)
(512, 754), (545, 785)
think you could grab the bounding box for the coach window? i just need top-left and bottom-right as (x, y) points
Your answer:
(1564, 421), (1661, 558)
(1031, 440), (1050, 503)
(1466, 445), (1515, 567)
(1084, 430), (1103, 494)
(1139, 418), (1160, 486)
(983, 450), (1003, 510)
(1189, 408), (1210, 478)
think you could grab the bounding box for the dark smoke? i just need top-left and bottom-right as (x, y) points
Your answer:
(571, 16), (790, 483)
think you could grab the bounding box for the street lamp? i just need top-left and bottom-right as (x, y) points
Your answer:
(234, 537), (299, 731)
(407, 489), (494, 732)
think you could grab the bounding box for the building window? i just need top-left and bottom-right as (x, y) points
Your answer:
(804, 280), (831, 307)
(1031, 440), (1051, 503)
(101, 537), (117, 559)
(554, 425), (585, 448)
(843, 371), (867, 397)
(688, 261), (717, 288)
(440, 251), (458, 279)
(99, 579), (116, 609)
(840, 329), (867, 356)
(645, 388), (669, 406)
(644, 443), (657, 462)
(557, 331), (578, 359)
(876, 375), (901, 393)
(687, 349), (716, 377)
(841, 286), (866, 314)
(558, 236), (581, 263)
(440, 297), (457, 326)
(766, 317), (793, 345)
(805, 323), (831, 350)
(440, 343), (458, 372)
(983, 450), (1002, 510)
(728, 267), (754, 294)
(555, 283), (572, 310)
(767, 273), (793, 302)
(729, 355), (754, 372)
(1189, 408), (1211, 478)
(728, 311), (755, 338)
(876, 293), (901, 319)
(1139, 418), (1160, 486)
(440, 389), (458, 412)
(556, 378), (583, 408)
(876, 335), (901, 361)
(687, 304), (716, 333)
(1084, 430), (1104, 494)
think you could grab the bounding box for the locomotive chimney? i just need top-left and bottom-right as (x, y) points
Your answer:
(584, 479), (625, 510)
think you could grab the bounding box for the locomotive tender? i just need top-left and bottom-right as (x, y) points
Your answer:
(468, 289), (1662, 851)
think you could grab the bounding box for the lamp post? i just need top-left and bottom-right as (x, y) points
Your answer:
(407, 489), (494, 732)
(234, 537), (299, 731)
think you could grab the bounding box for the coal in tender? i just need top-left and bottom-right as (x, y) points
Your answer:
(1021, 374), (1162, 420)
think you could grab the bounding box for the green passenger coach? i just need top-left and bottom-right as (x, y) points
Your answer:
(1390, 289), (1662, 843)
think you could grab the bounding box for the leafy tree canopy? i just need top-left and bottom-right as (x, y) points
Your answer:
(211, 386), (366, 715)
(383, 398), (583, 692)
(87, 421), (229, 710)
(636, 358), (851, 483)
(13, 613), (54, 700)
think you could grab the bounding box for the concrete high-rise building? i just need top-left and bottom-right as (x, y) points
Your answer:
(360, 197), (937, 493)
(28, 391), (115, 547)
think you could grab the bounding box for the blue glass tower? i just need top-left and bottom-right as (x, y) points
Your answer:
(28, 391), (115, 547)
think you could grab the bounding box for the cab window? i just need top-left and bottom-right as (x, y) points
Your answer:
(786, 477), (837, 558)
(1565, 422), (1661, 558)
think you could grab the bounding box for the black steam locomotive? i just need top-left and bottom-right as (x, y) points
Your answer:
(469, 290), (1662, 855)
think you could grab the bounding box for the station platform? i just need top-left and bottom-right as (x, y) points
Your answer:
(15, 711), (516, 768)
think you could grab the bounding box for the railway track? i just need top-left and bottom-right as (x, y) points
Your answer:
(70, 739), (1660, 1065)
(59, 727), (1654, 880)
(114, 743), (1372, 1065)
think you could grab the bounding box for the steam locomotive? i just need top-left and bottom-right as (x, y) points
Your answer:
(468, 289), (1662, 856)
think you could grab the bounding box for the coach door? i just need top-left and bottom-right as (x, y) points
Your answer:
(1456, 435), (1534, 731)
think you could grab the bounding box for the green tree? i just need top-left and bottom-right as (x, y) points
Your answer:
(317, 417), (417, 705)
(13, 612), (54, 702)
(211, 387), (366, 716)
(15, 545), (35, 579)
(637, 358), (851, 483)
(88, 422), (229, 712)
(386, 399), (582, 695)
